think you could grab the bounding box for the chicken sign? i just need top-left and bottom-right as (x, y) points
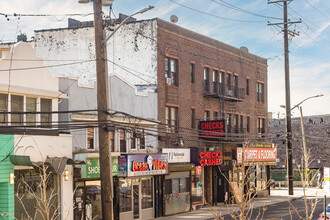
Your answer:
(237, 143), (277, 165)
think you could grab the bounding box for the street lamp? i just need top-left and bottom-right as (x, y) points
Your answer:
(280, 94), (324, 187)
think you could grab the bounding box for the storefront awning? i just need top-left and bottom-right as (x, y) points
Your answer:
(9, 155), (85, 175)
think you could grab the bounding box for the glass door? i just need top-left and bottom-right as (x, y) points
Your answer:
(133, 183), (140, 219)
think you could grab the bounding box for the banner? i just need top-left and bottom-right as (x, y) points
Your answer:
(237, 144), (277, 165)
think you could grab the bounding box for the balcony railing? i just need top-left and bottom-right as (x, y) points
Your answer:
(203, 82), (245, 101)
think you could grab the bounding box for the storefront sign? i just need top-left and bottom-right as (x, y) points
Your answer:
(199, 120), (225, 137)
(86, 157), (118, 178)
(127, 154), (168, 176)
(162, 148), (190, 163)
(118, 155), (128, 177)
(237, 144), (277, 165)
(324, 167), (330, 196)
(199, 152), (223, 166)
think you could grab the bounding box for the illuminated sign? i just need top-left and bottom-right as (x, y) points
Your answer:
(237, 144), (277, 165)
(126, 154), (168, 177)
(199, 120), (225, 137)
(199, 152), (223, 166)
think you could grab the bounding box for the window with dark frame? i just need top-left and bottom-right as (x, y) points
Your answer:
(213, 70), (219, 94)
(257, 82), (265, 103)
(247, 116), (250, 132)
(204, 110), (210, 121)
(166, 106), (178, 133)
(191, 63), (195, 83)
(246, 78), (250, 95)
(119, 129), (127, 152)
(258, 118), (265, 134)
(240, 115), (244, 133)
(191, 108), (195, 129)
(226, 113), (232, 133)
(87, 127), (94, 149)
(214, 111), (218, 120)
(165, 57), (178, 86)
(204, 67), (210, 92)
(131, 131), (136, 150)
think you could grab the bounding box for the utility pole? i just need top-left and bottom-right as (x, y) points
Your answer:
(93, 0), (113, 219)
(268, 0), (301, 195)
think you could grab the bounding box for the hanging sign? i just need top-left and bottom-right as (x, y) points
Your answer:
(199, 120), (225, 137)
(199, 152), (223, 166)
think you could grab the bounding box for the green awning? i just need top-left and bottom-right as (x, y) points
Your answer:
(9, 155), (33, 166)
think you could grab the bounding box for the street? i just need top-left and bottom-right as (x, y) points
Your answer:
(223, 197), (330, 220)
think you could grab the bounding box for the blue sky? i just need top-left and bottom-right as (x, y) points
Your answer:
(1, 0), (329, 117)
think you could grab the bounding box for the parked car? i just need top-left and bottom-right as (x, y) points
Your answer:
(318, 203), (330, 220)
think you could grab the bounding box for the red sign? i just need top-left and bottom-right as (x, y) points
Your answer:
(199, 120), (225, 137)
(199, 152), (223, 166)
(237, 144), (277, 165)
(132, 159), (167, 172)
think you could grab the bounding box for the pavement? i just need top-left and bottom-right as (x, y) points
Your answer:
(158, 187), (323, 220)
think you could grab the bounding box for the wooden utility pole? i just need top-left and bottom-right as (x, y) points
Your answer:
(268, 0), (301, 195)
(93, 0), (113, 219)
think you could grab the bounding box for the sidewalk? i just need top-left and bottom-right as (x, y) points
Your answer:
(158, 187), (321, 220)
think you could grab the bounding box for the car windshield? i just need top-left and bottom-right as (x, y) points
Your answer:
(326, 207), (330, 212)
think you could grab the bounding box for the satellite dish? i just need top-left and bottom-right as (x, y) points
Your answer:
(170, 15), (178, 23)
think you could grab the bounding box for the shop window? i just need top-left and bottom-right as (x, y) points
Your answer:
(166, 106), (178, 133)
(165, 57), (178, 86)
(0, 93), (8, 124)
(87, 127), (94, 150)
(165, 178), (189, 195)
(41, 98), (52, 127)
(141, 178), (153, 209)
(11, 95), (24, 124)
(26, 97), (36, 125)
(192, 166), (203, 204)
(179, 177), (187, 193)
(119, 179), (132, 213)
(119, 129), (127, 152)
(257, 82), (264, 103)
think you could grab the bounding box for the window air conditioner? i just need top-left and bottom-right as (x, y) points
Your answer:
(166, 78), (172, 85)
(227, 90), (233, 96)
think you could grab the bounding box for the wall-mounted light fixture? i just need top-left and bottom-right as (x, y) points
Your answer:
(64, 170), (70, 181)
(9, 173), (14, 185)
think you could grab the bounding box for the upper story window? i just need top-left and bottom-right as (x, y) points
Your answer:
(166, 106), (178, 133)
(191, 63), (195, 83)
(41, 98), (52, 127)
(246, 78), (250, 95)
(11, 95), (23, 125)
(0, 93), (53, 127)
(111, 129), (146, 153)
(0, 94), (8, 124)
(213, 111), (218, 120)
(257, 82), (265, 103)
(257, 118), (265, 134)
(247, 116), (250, 133)
(204, 110), (210, 121)
(191, 108), (195, 129)
(87, 127), (95, 150)
(240, 115), (244, 133)
(165, 57), (178, 86)
(119, 129), (127, 153)
(204, 67), (210, 92)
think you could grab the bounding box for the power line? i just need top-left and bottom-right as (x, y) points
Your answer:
(211, 0), (282, 20)
(168, 0), (267, 23)
(303, 0), (330, 21)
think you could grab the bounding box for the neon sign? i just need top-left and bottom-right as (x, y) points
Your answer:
(199, 120), (225, 137)
(199, 152), (223, 166)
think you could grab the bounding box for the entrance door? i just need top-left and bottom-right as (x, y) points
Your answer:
(133, 183), (140, 219)
(217, 172), (225, 203)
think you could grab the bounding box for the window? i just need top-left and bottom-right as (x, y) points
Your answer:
(213, 70), (219, 93)
(246, 78), (250, 95)
(119, 129), (127, 152)
(258, 118), (265, 134)
(204, 110), (210, 121)
(191, 108), (195, 128)
(0, 94), (8, 124)
(11, 95), (23, 124)
(41, 98), (52, 126)
(233, 114), (239, 133)
(166, 107), (178, 133)
(204, 67), (210, 92)
(226, 113), (231, 133)
(227, 74), (232, 90)
(165, 177), (189, 195)
(130, 131), (136, 150)
(191, 63), (195, 83)
(165, 57), (178, 86)
(257, 82), (264, 103)
(214, 111), (218, 120)
(119, 179), (132, 213)
(87, 127), (94, 149)
(26, 97), (36, 125)
(141, 178), (153, 209)
(240, 115), (244, 132)
(139, 131), (146, 150)
(110, 131), (116, 152)
(247, 116), (250, 132)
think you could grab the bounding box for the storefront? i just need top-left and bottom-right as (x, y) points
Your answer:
(162, 148), (195, 215)
(237, 143), (277, 197)
(73, 153), (119, 220)
(117, 154), (168, 220)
